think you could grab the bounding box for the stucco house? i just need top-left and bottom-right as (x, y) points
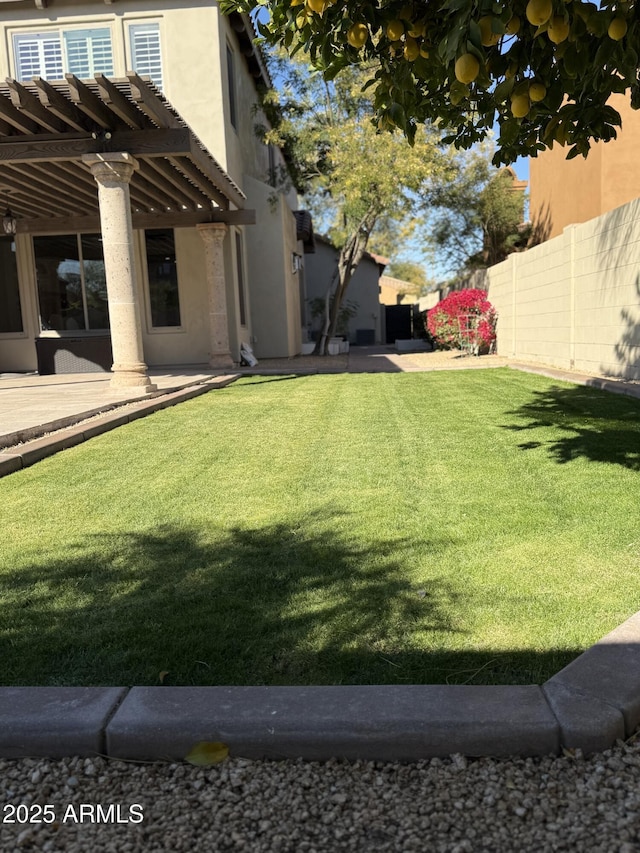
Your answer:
(0, 0), (311, 390)
(302, 236), (385, 347)
(529, 93), (640, 241)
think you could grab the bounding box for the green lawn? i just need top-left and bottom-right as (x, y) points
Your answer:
(1, 368), (639, 687)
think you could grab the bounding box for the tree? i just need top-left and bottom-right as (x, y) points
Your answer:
(385, 260), (431, 294)
(426, 148), (529, 275)
(257, 52), (450, 353)
(221, 0), (640, 165)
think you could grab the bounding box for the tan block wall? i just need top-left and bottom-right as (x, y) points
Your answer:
(488, 197), (640, 380)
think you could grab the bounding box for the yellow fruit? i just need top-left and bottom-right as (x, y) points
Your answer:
(510, 93), (531, 117)
(403, 36), (420, 61)
(526, 0), (553, 26)
(529, 81), (547, 101)
(408, 21), (426, 37)
(419, 44), (430, 58)
(386, 19), (405, 40)
(608, 16), (628, 39)
(547, 16), (570, 43)
(291, 0), (305, 5)
(479, 16), (501, 46)
(454, 53), (480, 84)
(505, 15), (521, 34)
(347, 22), (369, 48)
(306, 0), (326, 13)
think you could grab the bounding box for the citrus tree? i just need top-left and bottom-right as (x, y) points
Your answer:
(221, 0), (640, 164)
(258, 53), (450, 354)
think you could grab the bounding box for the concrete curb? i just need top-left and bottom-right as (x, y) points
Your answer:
(1, 610), (638, 761)
(508, 363), (640, 401)
(0, 374), (240, 478)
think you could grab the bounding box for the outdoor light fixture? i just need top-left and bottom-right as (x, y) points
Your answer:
(2, 208), (16, 235)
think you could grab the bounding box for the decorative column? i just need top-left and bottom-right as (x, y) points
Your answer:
(82, 152), (156, 393)
(197, 222), (234, 369)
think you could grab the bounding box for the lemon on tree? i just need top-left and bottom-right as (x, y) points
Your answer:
(306, 0), (326, 13)
(386, 19), (405, 40)
(347, 22), (369, 48)
(510, 93), (530, 118)
(529, 81), (547, 102)
(525, 0), (553, 26)
(479, 16), (500, 46)
(608, 16), (628, 40)
(404, 36), (420, 61)
(547, 16), (570, 43)
(454, 53), (480, 84)
(505, 15), (521, 35)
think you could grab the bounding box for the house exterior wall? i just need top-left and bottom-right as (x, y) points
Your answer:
(529, 94), (640, 240)
(304, 240), (382, 344)
(0, 0), (301, 372)
(243, 175), (301, 358)
(487, 196), (640, 380)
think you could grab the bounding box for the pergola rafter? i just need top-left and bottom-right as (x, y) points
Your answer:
(0, 74), (251, 230)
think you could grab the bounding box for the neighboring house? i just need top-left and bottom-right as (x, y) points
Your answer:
(0, 0), (312, 388)
(303, 236), (385, 346)
(529, 93), (640, 241)
(378, 275), (418, 307)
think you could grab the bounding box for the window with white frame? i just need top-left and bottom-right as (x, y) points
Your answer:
(129, 23), (163, 89)
(14, 28), (114, 81)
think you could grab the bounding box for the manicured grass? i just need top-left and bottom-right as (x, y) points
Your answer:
(1, 368), (639, 687)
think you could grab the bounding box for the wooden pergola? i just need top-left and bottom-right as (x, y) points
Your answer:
(0, 72), (253, 232)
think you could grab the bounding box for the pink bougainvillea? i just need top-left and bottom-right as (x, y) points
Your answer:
(426, 288), (497, 352)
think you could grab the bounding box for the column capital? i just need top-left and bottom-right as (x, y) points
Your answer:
(197, 222), (228, 245)
(82, 152), (139, 185)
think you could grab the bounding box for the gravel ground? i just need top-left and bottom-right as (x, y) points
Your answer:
(2, 738), (640, 852)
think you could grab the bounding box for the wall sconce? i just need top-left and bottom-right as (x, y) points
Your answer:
(2, 208), (16, 235)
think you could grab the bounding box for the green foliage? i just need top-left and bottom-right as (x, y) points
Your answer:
(258, 49), (450, 351)
(385, 260), (433, 294)
(221, 0), (640, 165)
(426, 146), (529, 274)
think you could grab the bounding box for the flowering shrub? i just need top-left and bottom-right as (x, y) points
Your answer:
(426, 289), (497, 352)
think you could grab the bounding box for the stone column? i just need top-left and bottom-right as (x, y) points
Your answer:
(197, 222), (234, 369)
(82, 152), (156, 393)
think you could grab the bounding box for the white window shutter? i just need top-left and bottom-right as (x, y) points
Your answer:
(129, 24), (163, 89)
(64, 29), (114, 78)
(14, 32), (63, 80)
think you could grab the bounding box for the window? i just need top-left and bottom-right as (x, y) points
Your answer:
(0, 238), (22, 334)
(129, 23), (163, 88)
(34, 234), (109, 332)
(64, 28), (114, 78)
(14, 28), (113, 81)
(226, 45), (237, 130)
(234, 231), (247, 327)
(145, 229), (180, 327)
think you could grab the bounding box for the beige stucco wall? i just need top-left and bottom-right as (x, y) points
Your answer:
(488, 196), (640, 380)
(529, 94), (640, 240)
(243, 175), (300, 358)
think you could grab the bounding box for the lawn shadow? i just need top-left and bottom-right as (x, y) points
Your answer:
(502, 382), (640, 470)
(0, 514), (578, 687)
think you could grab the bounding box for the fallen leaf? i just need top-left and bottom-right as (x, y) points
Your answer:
(159, 671), (170, 684)
(185, 741), (229, 766)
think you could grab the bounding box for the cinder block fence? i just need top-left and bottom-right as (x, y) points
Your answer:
(487, 197), (640, 381)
